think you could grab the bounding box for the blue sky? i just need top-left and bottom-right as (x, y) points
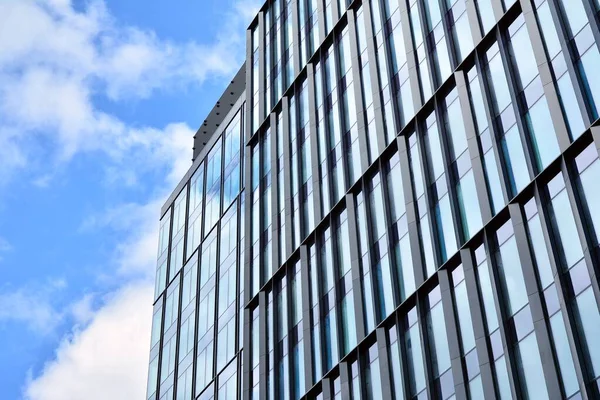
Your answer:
(0, 0), (258, 398)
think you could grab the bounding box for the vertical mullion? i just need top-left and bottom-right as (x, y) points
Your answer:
(347, 8), (370, 173)
(460, 248), (499, 400)
(533, 182), (592, 398)
(561, 160), (600, 313)
(259, 291), (268, 400)
(247, 27), (255, 143)
(415, 117), (443, 269)
(482, 231), (522, 400)
(544, 0), (595, 127)
(508, 203), (563, 400)
(331, 0), (340, 23)
(376, 327), (395, 399)
(259, 12), (267, 131)
(307, 63), (324, 225)
(270, 112), (280, 274)
(399, 0), (425, 112)
(473, 53), (513, 205)
(519, 0), (571, 151)
(415, 0), (441, 91)
(466, 0), (484, 43)
(579, 0), (600, 48)
(397, 133), (427, 286)
(292, 0), (302, 76)
(363, 0), (389, 153)
(379, 154), (404, 307)
(300, 245), (314, 391)
(490, 0), (506, 21)
(317, 0), (326, 44)
(437, 0), (460, 69)
(339, 361), (352, 399)
(434, 94), (469, 249)
(243, 307), (252, 400)
(416, 293), (435, 399)
(346, 193), (367, 343)
(495, 27), (538, 179)
(455, 69), (494, 224)
(439, 268), (469, 399)
(282, 97), (295, 260)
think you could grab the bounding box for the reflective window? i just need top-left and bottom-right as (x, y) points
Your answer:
(426, 287), (454, 399)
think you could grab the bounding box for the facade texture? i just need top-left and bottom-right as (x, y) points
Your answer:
(147, 0), (600, 399)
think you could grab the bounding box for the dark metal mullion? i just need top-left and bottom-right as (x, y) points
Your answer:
(330, 29), (350, 193)
(579, 0), (600, 53)
(376, 2), (401, 137)
(270, 111), (280, 276)
(439, 268), (469, 399)
(292, 0), (302, 77)
(242, 82), (254, 400)
(415, 0), (442, 91)
(495, 25), (539, 179)
(437, 0), (461, 70)
(481, 230), (522, 400)
(259, 12), (267, 135)
(258, 290), (269, 400)
(473, 51), (513, 206)
(561, 159), (600, 322)
(508, 203), (563, 400)
(345, 193), (367, 343)
(286, 267), (297, 400)
(533, 182), (592, 399)
(150, 295), (165, 400)
(362, 0), (388, 154)
(361, 167), (386, 324)
(307, 63), (324, 225)
(347, 7), (371, 174)
(396, 132), (427, 288)
(246, 28), (255, 144)
(545, 0), (596, 128)
(377, 152), (404, 308)
(416, 291), (436, 400)
(282, 97), (295, 260)
(455, 68), (494, 224)
(399, 0), (425, 112)
(416, 114), (443, 272)
(460, 248), (499, 400)
(329, 208), (346, 367)
(434, 91), (469, 250)
(519, 0), (571, 151)
(300, 245), (315, 392)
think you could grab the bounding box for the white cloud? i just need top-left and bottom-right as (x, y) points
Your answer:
(24, 283), (153, 400)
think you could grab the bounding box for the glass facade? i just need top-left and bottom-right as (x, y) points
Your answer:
(149, 0), (600, 399)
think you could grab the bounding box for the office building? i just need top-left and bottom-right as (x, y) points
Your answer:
(148, 0), (600, 398)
